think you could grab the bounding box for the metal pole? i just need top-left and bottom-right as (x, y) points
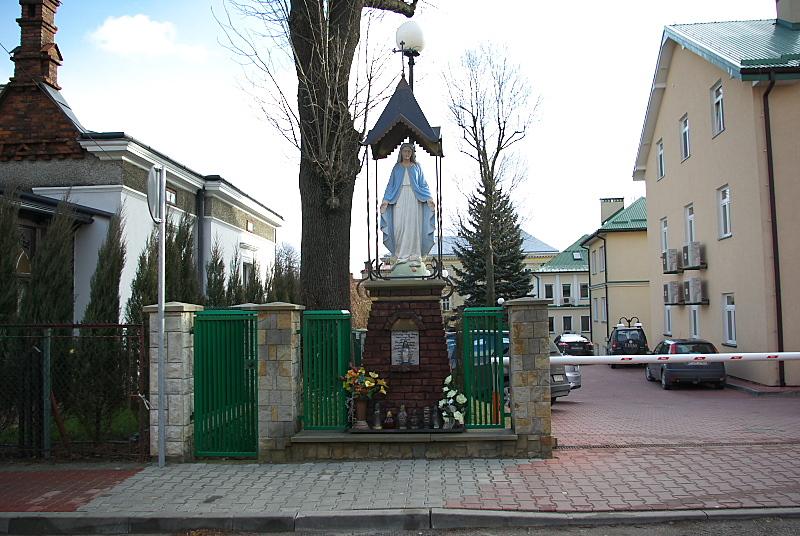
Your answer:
(43, 328), (51, 458)
(157, 166), (167, 467)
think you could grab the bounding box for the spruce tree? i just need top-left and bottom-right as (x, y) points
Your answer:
(165, 211), (203, 305)
(0, 188), (20, 322)
(205, 238), (227, 307)
(75, 210), (128, 442)
(267, 243), (301, 304)
(452, 185), (532, 308)
(19, 200), (75, 323)
(244, 257), (266, 304)
(226, 246), (245, 306)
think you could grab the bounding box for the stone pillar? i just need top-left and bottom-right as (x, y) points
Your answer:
(506, 297), (553, 458)
(361, 279), (450, 416)
(238, 303), (304, 462)
(145, 302), (203, 462)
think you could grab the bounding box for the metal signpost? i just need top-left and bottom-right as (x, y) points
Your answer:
(147, 165), (167, 468)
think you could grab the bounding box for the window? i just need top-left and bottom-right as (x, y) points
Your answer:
(243, 261), (254, 289)
(165, 188), (177, 206)
(664, 305), (672, 336)
(685, 204), (695, 244)
(593, 298), (599, 321)
(680, 115), (691, 160)
(441, 297), (451, 311)
(723, 293), (736, 345)
(580, 315), (590, 333)
(600, 297), (607, 322)
(591, 250), (597, 274)
(598, 245), (606, 272)
(562, 316), (573, 333)
(580, 283), (589, 299)
(562, 283), (572, 299)
(660, 218), (669, 254)
(572, 251), (582, 260)
(548, 316), (555, 333)
(718, 185), (731, 238)
(544, 284), (554, 299)
(711, 82), (725, 136)
(690, 305), (700, 339)
(656, 139), (665, 179)
(246, 220), (255, 233)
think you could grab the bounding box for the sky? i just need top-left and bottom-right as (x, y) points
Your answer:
(0, 0), (780, 275)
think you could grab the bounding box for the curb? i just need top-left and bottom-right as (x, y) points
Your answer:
(3, 507), (800, 534)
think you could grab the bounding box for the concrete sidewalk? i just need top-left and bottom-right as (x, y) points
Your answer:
(2, 366), (799, 534)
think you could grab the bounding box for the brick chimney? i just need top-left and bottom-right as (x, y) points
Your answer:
(600, 198), (624, 224)
(11, 0), (63, 89)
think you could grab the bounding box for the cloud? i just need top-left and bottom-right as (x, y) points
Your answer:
(89, 14), (210, 61)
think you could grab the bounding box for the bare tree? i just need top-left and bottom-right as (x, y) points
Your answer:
(219, 0), (420, 310)
(445, 44), (540, 306)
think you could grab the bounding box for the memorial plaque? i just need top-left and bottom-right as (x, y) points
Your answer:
(391, 331), (420, 366)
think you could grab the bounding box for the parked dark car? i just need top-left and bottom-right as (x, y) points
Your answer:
(554, 333), (595, 356)
(606, 324), (649, 368)
(646, 339), (726, 390)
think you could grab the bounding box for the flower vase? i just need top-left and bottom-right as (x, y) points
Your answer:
(442, 418), (454, 430)
(353, 399), (370, 430)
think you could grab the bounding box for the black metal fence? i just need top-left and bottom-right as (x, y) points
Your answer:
(0, 324), (148, 461)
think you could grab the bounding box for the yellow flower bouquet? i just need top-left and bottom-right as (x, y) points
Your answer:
(341, 366), (388, 400)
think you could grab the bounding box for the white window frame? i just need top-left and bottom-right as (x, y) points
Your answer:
(600, 296), (607, 323)
(664, 305), (672, 336)
(718, 185), (732, 239)
(660, 218), (669, 255)
(562, 315), (573, 334)
(599, 245), (606, 272)
(549, 316), (555, 333)
(441, 296), (451, 312)
(690, 305), (700, 339)
(593, 298), (599, 322)
(711, 81), (725, 136)
(680, 114), (691, 160)
(591, 250), (597, 274)
(545, 284), (554, 300)
(656, 139), (665, 179)
(562, 283), (572, 299)
(580, 315), (591, 333)
(723, 293), (736, 345)
(685, 204), (695, 244)
(580, 283), (589, 300)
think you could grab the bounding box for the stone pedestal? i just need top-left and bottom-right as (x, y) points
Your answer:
(361, 279), (449, 419)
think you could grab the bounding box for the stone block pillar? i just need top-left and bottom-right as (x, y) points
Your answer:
(238, 303), (304, 462)
(506, 297), (553, 458)
(145, 302), (203, 462)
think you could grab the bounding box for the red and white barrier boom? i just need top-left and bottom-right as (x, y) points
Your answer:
(550, 352), (800, 366)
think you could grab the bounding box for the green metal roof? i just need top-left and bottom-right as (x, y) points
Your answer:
(534, 235), (590, 273)
(598, 197), (647, 232)
(666, 19), (800, 81)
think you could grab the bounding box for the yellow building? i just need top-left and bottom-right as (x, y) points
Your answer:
(581, 198), (650, 354)
(632, 2), (800, 385)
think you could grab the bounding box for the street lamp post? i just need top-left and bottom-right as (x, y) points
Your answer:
(395, 21), (424, 91)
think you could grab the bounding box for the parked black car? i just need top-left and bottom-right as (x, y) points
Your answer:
(646, 339), (726, 390)
(554, 333), (595, 356)
(606, 323), (649, 367)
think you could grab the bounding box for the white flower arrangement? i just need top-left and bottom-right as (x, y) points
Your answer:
(439, 375), (467, 425)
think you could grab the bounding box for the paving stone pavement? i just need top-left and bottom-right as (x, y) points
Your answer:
(1, 364), (799, 533)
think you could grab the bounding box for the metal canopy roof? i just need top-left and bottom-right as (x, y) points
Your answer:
(363, 77), (443, 159)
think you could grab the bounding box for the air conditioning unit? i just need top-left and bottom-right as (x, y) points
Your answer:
(663, 281), (681, 304)
(683, 280), (691, 303)
(562, 297), (573, 305)
(682, 242), (703, 268)
(688, 277), (703, 303)
(662, 249), (679, 272)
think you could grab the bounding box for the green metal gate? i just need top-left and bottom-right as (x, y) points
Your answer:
(462, 307), (507, 428)
(194, 309), (258, 457)
(301, 310), (352, 430)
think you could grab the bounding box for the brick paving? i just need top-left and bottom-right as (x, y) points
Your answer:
(0, 363), (798, 521)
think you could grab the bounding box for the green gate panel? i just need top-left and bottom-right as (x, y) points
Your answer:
(194, 310), (258, 457)
(462, 307), (506, 428)
(301, 311), (351, 430)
